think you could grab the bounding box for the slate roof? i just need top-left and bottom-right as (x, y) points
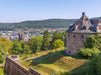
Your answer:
(67, 12), (100, 33)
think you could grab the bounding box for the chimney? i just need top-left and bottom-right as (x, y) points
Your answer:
(82, 12), (85, 16)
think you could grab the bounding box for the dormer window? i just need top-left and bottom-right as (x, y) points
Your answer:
(81, 26), (86, 30)
(85, 18), (88, 21)
(90, 27), (93, 29)
(83, 26), (86, 29)
(90, 26), (96, 32)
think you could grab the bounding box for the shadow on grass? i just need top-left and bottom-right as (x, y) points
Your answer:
(29, 50), (64, 66)
(71, 62), (89, 72)
(63, 50), (89, 60)
(29, 50), (88, 67)
(54, 63), (89, 75)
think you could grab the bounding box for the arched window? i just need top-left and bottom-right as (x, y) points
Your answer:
(85, 18), (88, 21)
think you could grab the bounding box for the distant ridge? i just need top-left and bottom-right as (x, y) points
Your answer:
(91, 17), (101, 20)
(0, 19), (77, 31)
(0, 17), (101, 31)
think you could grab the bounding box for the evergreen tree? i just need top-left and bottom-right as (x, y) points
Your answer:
(51, 31), (59, 49)
(52, 31), (58, 42)
(42, 30), (50, 50)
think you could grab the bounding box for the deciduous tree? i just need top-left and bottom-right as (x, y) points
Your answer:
(30, 36), (43, 53)
(0, 37), (11, 62)
(52, 39), (64, 49)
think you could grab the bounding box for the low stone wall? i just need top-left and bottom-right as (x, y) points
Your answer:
(4, 56), (42, 75)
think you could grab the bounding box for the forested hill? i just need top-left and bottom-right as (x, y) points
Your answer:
(91, 17), (101, 21)
(0, 19), (77, 31)
(0, 17), (101, 31)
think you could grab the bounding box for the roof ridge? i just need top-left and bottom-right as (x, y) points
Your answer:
(67, 12), (97, 33)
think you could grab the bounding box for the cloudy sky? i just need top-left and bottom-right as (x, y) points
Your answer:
(0, 0), (101, 22)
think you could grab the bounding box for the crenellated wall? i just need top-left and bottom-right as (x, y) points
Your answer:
(4, 56), (42, 75)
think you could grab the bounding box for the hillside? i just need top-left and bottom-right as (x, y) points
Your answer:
(91, 17), (101, 20)
(0, 17), (101, 31)
(20, 48), (88, 75)
(0, 19), (77, 31)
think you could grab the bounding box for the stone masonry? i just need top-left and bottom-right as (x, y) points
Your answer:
(4, 55), (42, 75)
(66, 12), (101, 55)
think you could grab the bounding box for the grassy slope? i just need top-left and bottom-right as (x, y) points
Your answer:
(20, 49), (88, 75)
(20, 47), (65, 61)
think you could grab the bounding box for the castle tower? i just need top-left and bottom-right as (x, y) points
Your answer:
(66, 12), (101, 55)
(18, 31), (24, 41)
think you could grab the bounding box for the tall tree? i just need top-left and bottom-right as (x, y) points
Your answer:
(42, 30), (50, 50)
(11, 41), (23, 54)
(0, 37), (11, 62)
(19, 40), (32, 54)
(23, 43), (32, 54)
(52, 31), (58, 42)
(51, 31), (66, 48)
(58, 32), (64, 41)
(30, 36), (43, 53)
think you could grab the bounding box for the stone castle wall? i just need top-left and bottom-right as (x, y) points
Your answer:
(4, 56), (42, 75)
(66, 32), (94, 55)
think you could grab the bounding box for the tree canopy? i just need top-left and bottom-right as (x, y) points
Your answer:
(30, 36), (43, 53)
(84, 34), (101, 49)
(42, 30), (50, 50)
(0, 37), (11, 63)
(52, 39), (64, 49)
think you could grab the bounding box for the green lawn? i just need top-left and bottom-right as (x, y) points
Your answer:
(20, 48), (88, 75)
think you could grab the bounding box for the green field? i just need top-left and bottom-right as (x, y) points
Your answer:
(20, 48), (88, 75)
